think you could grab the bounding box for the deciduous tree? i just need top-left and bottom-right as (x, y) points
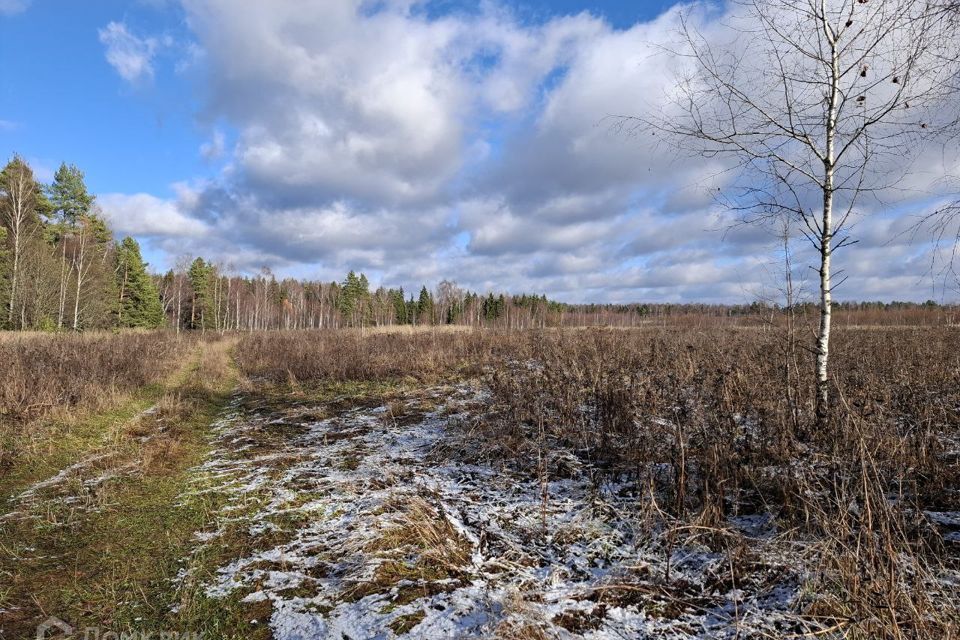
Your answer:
(0, 156), (48, 329)
(626, 0), (960, 420)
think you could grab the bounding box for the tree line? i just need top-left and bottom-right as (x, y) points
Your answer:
(3, 155), (957, 334)
(0, 156), (162, 331)
(156, 265), (562, 332)
(0, 155), (620, 332)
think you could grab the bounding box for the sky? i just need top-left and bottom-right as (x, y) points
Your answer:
(0, 0), (957, 304)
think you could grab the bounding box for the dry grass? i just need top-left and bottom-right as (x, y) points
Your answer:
(0, 332), (194, 468)
(235, 325), (960, 638)
(1, 324), (955, 637)
(478, 328), (960, 639)
(234, 328), (516, 383)
(0, 331), (189, 421)
(0, 335), (239, 639)
(344, 495), (472, 605)
(362, 324), (477, 335)
(0, 332), (242, 477)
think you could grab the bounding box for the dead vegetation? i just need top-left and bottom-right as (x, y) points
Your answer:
(233, 328), (514, 384)
(478, 328), (960, 639)
(348, 495), (471, 603)
(0, 324), (956, 638)
(235, 325), (960, 638)
(0, 331), (190, 422)
(0, 331), (193, 470)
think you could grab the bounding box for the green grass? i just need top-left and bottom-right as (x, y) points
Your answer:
(0, 339), (250, 639)
(0, 393), (159, 512)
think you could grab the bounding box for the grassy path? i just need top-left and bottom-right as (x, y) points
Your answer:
(0, 338), (238, 639)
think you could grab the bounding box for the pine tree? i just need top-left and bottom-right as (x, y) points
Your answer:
(45, 166), (116, 330)
(49, 164), (94, 226)
(48, 163), (94, 329)
(115, 237), (163, 328)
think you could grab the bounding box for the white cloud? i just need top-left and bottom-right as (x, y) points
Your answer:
(99, 192), (210, 238)
(179, 0), (474, 206)
(98, 1), (960, 303)
(0, 0), (29, 16)
(98, 22), (166, 84)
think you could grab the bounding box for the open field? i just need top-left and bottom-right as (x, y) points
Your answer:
(0, 325), (958, 639)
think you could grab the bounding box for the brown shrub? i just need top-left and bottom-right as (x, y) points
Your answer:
(0, 331), (191, 423)
(0, 331), (194, 469)
(235, 325), (960, 636)
(234, 328), (521, 383)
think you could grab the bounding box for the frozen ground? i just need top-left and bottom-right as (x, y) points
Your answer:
(0, 405), (160, 525)
(175, 383), (835, 639)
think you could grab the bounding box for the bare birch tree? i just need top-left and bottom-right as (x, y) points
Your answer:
(70, 217), (91, 331)
(625, 0), (960, 420)
(911, 0), (960, 290)
(0, 156), (44, 329)
(68, 212), (113, 331)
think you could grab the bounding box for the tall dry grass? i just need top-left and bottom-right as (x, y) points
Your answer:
(0, 332), (195, 469)
(236, 326), (960, 637)
(0, 332), (192, 422)
(234, 328), (517, 383)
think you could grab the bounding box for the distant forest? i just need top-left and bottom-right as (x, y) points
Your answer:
(1, 155), (956, 332)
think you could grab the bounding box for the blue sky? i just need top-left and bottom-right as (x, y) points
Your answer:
(1, 0), (957, 303)
(0, 0), (669, 194)
(0, 1), (208, 195)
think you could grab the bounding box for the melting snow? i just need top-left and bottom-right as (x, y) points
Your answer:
(178, 384), (815, 639)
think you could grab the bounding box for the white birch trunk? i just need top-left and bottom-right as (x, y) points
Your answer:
(72, 228), (87, 331)
(815, 5), (838, 421)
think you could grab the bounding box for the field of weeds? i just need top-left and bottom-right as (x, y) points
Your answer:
(1, 326), (958, 639)
(0, 331), (199, 473)
(219, 327), (960, 638)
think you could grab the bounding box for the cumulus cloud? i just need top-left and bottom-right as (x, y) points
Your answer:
(97, 0), (959, 303)
(99, 192), (210, 237)
(98, 21), (169, 84)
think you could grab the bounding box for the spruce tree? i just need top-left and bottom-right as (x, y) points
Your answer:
(115, 236), (163, 328)
(356, 273), (371, 326)
(392, 287), (407, 324)
(338, 271), (360, 323)
(417, 286), (433, 325)
(337, 271), (372, 326)
(406, 295), (417, 325)
(188, 257), (212, 330)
